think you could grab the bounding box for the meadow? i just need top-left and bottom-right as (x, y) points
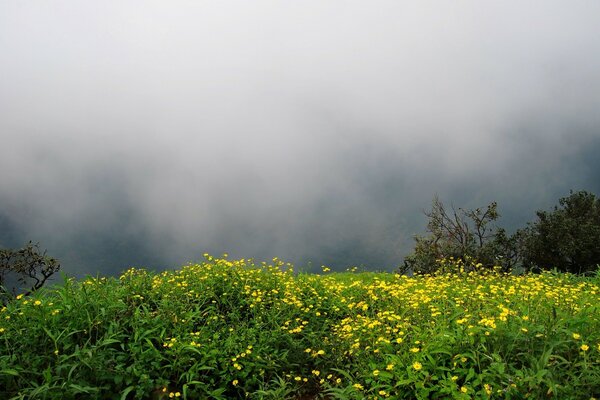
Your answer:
(0, 255), (598, 399)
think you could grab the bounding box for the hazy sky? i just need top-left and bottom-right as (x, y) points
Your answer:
(1, 1), (600, 276)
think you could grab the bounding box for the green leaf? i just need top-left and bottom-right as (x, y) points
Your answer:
(0, 369), (20, 376)
(119, 385), (136, 400)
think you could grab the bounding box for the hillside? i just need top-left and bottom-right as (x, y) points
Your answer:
(1, 256), (599, 399)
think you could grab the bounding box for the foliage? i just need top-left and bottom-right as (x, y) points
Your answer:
(0, 256), (599, 399)
(0, 242), (60, 301)
(519, 190), (600, 274)
(401, 197), (519, 275)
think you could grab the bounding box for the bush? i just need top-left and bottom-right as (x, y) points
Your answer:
(519, 190), (600, 274)
(0, 241), (60, 301)
(401, 197), (519, 275)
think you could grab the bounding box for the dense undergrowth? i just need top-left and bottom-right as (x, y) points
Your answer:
(0, 256), (599, 399)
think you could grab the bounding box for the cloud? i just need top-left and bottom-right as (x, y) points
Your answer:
(1, 1), (600, 275)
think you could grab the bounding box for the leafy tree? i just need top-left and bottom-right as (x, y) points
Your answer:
(520, 190), (600, 274)
(401, 196), (520, 274)
(0, 241), (60, 300)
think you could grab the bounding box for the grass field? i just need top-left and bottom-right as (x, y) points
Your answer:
(1, 256), (599, 399)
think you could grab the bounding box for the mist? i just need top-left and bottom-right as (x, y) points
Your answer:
(1, 1), (600, 276)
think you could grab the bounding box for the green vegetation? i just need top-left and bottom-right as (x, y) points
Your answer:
(1, 242), (60, 302)
(403, 190), (600, 275)
(520, 190), (600, 274)
(1, 256), (599, 399)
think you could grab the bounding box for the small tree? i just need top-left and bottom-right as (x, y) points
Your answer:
(402, 196), (519, 274)
(0, 241), (60, 300)
(520, 190), (600, 274)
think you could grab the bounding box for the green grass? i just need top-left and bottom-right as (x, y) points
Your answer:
(0, 256), (599, 399)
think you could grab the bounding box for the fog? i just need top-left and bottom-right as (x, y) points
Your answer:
(1, 1), (600, 276)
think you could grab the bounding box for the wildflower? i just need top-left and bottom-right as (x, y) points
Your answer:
(581, 344), (589, 352)
(573, 333), (581, 340)
(484, 383), (492, 395)
(379, 390), (387, 396)
(312, 370), (320, 376)
(34, 300), (42, 306)
(353, 383), (364, 390)
(410, 347), (420, 353)
(386, 364), (394, 370)
(294, 376), (301, 381)
(232, 380), (238, 386)
(461, 386), (468, 393)
(373, 369), (380, 376)
(412, 362), (422, 371)
(521, 327), (528, 333)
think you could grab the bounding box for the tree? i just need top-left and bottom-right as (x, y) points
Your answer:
(401, 196), (520, 274)
(0, 241), (61, 300)
(520, 190), (600, 274)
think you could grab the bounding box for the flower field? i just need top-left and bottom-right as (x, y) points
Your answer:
(1, 256), (599, 399)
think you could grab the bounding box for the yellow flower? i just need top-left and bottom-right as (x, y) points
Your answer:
(352, 383), (364, 390)
(379, 390), (387, 396)
(484, 383), (492, 395)
(232, 379), (238, 386)
(386, 364), (394, 370)
(412, 361), (422, 371)
(460, 386), (468, 393)
(573, 333), (581, 340)
(410, 347), (420, 353)
(581, 344), (589, 352)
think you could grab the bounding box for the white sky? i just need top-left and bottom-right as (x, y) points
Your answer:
(1, 1), (600, 273)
